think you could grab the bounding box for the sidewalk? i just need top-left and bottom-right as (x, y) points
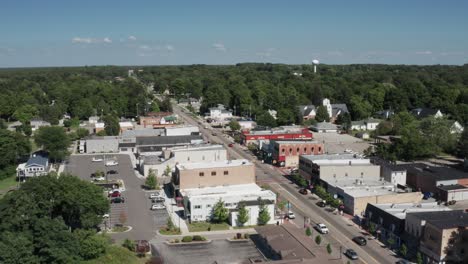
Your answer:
(163, 195), (189, 234)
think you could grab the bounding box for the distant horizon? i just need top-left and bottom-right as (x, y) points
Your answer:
(1, 0), (467, 67)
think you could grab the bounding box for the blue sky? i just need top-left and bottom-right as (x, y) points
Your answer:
(0, 0), (467, 67)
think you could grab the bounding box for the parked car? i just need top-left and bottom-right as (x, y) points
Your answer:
(299, 188), (308, 195)
(286, 211), (296, 219)
(102, 213), (110, 218)
(315, 223), (329, 234)
(93, 176), (105, 181)
(152, 197), (165, 203)
(107, 170), (118, 174)
(352, 236), (367, 246)
(228, 143), (234, 147)
(92, 157), (103, 162)
(105, 160), (118, 166)
(111, 197), (125, 203)
(344, 249), (358, 260)
(109, 191), (121, 198)
(316, 201), (327, 207)
(149, 192), (160, 199)
(151, 204), (166, 210)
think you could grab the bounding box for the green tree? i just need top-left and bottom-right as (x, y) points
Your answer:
(387, 237), (396, 249)
(145, 170), (158, 190)
(315, 235), (322, 245)
(0, 129), (31, 180)
(164, 166), (171, 176)
(76, 128), (90, 139)
(236, 202), (249, 227)
(74, 230), (108, 260)
(160, 97), (173, 112)
(306, 227), (312, 237)
(103, 115), (120, 136)
(96, 130), (107, 136)
(336, 112), (351, 131)
(368, 222), (376, 235)
(350, 95), (373, 120)
(13, 105), (38, 123)
(167, 217), (175, 230)
(416, 252), (423, 264)
(212, 199), (229, 223)
(458, 128), (468, 158)
(256, 111), (277, 127)
(229, 119), (241, 131)
(34, 126), (70, 161)
(257, 199), (271, 225)
(122, 238), (135, 252)
(400, 243), (408, 258)
(326, 243), (332, 254)
(151, 101), (160, 112)
(315, 105), (330, 122)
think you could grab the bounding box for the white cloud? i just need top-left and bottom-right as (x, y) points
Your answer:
(166, 45), (174, 51)
(71, 37), (112, 44)
(212, 43), (226, 52)
(128, 35), (137, 41)
(415, 50), (432, 55)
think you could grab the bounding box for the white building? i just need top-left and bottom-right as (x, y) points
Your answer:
(140, 144), (227, 177)
(181, 183), (276, 226)
(206, 104), (232, 121)
(165, 125), (199, 136)
(238, 120), (256, 130)
(89, 116), (100, 124)
(351, 118), (382, 131)
(381, 163), (407, 186)
(17, 153), (49, 178)
(30, 118), (51, 132)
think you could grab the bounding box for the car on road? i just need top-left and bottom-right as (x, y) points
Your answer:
(352, 236), (367, 246)
(151, 204), (166, 210)
(299, 188), (308, 195)
(149, 192), (160, 199)
(316, 201), (327, 207)
(109, 191), (121, 198)
(228, 143), (234, 147)
(344, 249), (358, 260)
(111, 197), (125, 203)
(105, 160), (118, 166)
(315, 223), (329, 234)
(107, 170), (118, 174)
(212, 132), (217, 136)
(286, 212), (296, 219)
(152, 197), (165, 203)
(92, 157), (103, 162)
(93, 176), (105, 181)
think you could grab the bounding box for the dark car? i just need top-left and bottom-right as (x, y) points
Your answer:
(299, 188), (308, 195)
(107, 170), (118, 174)
(344, 249), (358, 260)
(109, 191), (121, 198)
(352, 236), (367, 246)
(111, 197), (125, 203)
(316, 201), (326, 207)
(228, 143), (234, 147)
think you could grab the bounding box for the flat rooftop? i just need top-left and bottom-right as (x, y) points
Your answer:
(373, 202), (451, 219)
(328, 178), (384, 188)
(438, 184), (468, 191)
(301, 153), (371, 166)
(340, 183), (410, 197)
(177, 159), (252, 170)
(170, 144), (225, 152)
(271, 140), (319, 144)
(403, 163), (468, 181)
(181, 183), (275, 200)
(408, 210), (468, 229)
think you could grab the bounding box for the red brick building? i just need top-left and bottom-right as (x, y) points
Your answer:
(271, 140), (324, 167)
(241, 126), (313, 146)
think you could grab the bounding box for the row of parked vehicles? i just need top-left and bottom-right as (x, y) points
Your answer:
(150, 192), (166, 210)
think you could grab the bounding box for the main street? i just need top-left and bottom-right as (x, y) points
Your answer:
(172, 103), (400, 264)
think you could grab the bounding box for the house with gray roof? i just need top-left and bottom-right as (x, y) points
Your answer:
(310, 121), (339, 133)
(351, 118), (382, 131)
(16, 152), (49, 178)
(298, 105), (316, 120)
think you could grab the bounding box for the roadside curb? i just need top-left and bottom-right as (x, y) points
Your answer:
(226, 238), (250, 242)
(164, 240), (212, 246)
(101, 225), (133, 234)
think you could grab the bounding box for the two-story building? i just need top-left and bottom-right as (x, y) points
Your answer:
(16, 152), (49, 178)
(265, 140), (324, 167)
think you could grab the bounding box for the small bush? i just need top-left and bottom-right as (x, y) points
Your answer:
(182, 236), (193, 243)
(201, 236), (207, 241)
(174, 238), (180, 243)
(193, 235), (203, 241)
(244, 233), (250, 239)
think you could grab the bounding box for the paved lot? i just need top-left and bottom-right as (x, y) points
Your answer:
(152, 239), (263, 264)
(65, 154), (166, 240)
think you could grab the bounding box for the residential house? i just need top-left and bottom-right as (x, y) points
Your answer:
(30, 118), (51, 132)
(119, 121), (134, 133)
(88, 116), (100, 124)
(267, 109), (278, 120)
(297, 105), (316, 120)
(410, 108), (443, 119)
(449, 121), (464, 134)
(94, 122), (105, 134)
(375, 110), (395, 120)
(323, 98), (349, 123)
(351, 118), (382, 131)
(205, 104), (232, 121)
(17, 152), (49, 178)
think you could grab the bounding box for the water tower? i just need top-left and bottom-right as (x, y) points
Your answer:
(312, 59), (319, 74)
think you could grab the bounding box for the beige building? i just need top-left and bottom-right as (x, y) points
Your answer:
(299, 154), (381, 185)
(140, 144), (227, 177)
(173, 159), (255, 191)
(406, 210), (468, 264)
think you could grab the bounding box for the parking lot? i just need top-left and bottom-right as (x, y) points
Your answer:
(152, 239), (264, 264)
(313, 133), (371, 154)
(65, 154), (168, 240)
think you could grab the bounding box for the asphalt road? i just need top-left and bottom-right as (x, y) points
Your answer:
(173, 104), (400, 264)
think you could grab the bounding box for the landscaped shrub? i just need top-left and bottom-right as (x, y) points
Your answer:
(193, 235), (203, 241)
(182, 236), (193, 242)
(244, 233), (250, 239)
(174, 238), (180, 243)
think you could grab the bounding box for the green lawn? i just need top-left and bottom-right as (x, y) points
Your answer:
(0, 176), (17, 199)
(187, 222), (230, 232)
(159, 228), (181, 235)
(81, 245), (143, 264)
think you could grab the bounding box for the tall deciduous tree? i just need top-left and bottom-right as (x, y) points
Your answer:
(458, 129), (468, 159)
(145, 170), (158, 190)
(257, 199), (271, 225)
(34, 126), (70, 161)
(236, 202), (249, 227)
(229, 119), (241, 131)
(0, 129), (31, 180)
(256, 112), (277, 127)
(103, 115), (120, 136)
